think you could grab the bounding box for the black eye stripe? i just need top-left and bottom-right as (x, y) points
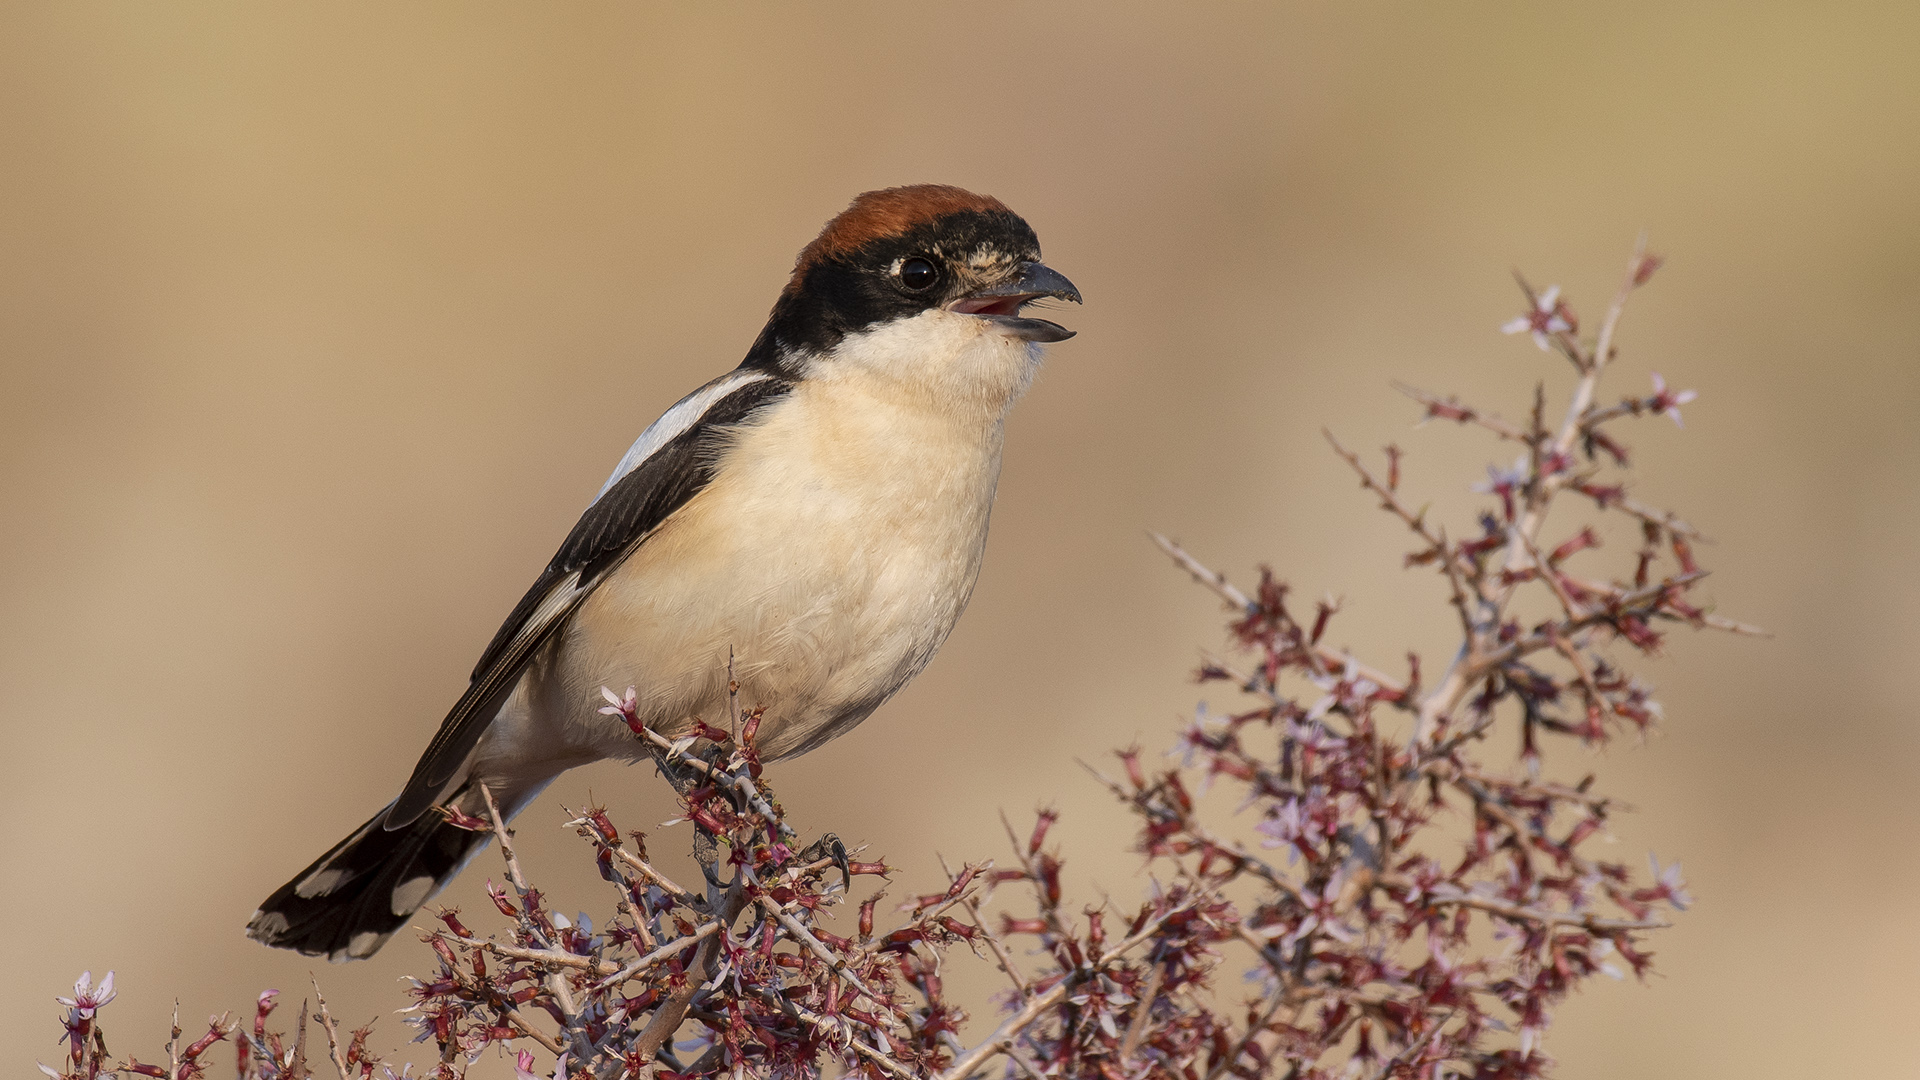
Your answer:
(743, 207), (1042, 370)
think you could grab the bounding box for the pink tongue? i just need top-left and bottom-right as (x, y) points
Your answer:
(953, 295), (1026, 316)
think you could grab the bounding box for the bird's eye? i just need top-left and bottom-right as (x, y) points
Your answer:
(898, 257), (939, 292)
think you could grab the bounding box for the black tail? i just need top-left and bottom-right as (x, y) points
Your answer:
(247, 793), (490, 962)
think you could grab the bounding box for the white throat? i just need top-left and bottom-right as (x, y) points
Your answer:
(803, 309), (1045, 421)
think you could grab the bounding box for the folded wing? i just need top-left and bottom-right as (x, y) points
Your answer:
(384, 369), (794, 828)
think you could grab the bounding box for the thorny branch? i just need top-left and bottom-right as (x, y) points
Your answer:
(44, 247), (1735, 1080)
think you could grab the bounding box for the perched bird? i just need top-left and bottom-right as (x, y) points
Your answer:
(247, 185), (1080, 961)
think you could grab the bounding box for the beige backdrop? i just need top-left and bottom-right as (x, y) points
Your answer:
(4, 3), (1917, 1077)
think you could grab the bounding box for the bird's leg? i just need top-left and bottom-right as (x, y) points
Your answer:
(797, 831), (852, 893)
(650, 744), (730, 912)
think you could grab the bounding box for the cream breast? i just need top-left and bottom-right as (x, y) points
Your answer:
(546, 312), (1036, 760)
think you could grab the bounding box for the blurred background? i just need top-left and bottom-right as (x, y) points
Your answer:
(4, 3), (1916, 1076)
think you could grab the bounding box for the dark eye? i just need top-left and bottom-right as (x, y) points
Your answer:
(897, 257), (939, 292)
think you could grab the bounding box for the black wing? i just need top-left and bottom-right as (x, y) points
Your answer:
(384, 373), (794, 828)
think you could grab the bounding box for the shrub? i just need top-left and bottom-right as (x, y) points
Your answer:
(40, 246), (1748, 1080)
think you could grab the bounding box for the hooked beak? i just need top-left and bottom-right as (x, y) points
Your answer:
(946, 260), (1082, 342)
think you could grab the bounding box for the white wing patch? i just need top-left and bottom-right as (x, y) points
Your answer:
(520, 570), (586, 642)
(340, 930), (390, 962)
(593, 369), (774, 503)
(294, 867), (350, 899)
(249, 910), (290, 936)
(390, 875), (436, 915)
(477, 569), (585, 694)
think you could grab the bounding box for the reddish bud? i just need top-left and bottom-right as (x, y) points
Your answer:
(881, 928), (931, 953)
(1671, 534), (1698, 574)
(1586, 429), (1631, 467)
(1631, 252), (1664, 287)
(687, 719), (732, 745)
(436, 909), (471, 938)
(253, 989), (278, 1036)
(1550, 527), (1601, 566)
(948, 863), (980, 899)
(584, 808), (620, 845)
(1029, 808), (1059, 855)
(938, 916), (982, 942)
(687, 800), (731, 835)
(182, 1025), (228, 1060)
(1311, 597), (1339, 645)
(1617, 615), (1662, 651)
(1036, 853), (1064, 905)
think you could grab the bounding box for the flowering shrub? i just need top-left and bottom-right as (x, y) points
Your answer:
(39, 247), (1749, 1080)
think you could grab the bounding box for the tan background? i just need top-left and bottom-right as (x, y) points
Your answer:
(4, 3), (1917, 1076)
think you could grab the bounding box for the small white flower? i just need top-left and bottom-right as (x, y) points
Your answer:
(1649, 853), (1693, 910)
(1169, 704), (1223, 767)
(55, 970), (116, 1019)
(597, 685), (634, 712)
(1281, 914), (1319, 949)
(1303, 663), (1380, 721)
(1471, 456), (1529, 495)
(1648, 372), (1697, 427)
(1501, 285), (1572, 350)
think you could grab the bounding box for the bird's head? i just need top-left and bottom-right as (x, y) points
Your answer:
(745, 185), (1080, 404)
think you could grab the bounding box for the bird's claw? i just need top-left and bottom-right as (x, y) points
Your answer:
(799, 832), (851, 892)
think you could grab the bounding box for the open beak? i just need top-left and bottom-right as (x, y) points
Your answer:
(946, 261), (1082, 342)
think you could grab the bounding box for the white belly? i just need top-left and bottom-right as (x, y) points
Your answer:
(531, 373), (1006, 762)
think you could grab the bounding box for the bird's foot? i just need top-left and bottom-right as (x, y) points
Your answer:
(796, 831), (852, 892)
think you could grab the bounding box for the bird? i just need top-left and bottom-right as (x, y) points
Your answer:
(246, 184), (1080, 961)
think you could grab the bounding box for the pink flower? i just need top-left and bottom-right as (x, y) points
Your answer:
(512, 1051), (570, 1080)
(598, 685), (647, 736)
(1471, 456), (1528, 495)
(1472, 456), (1529, 519)
(1648, 372), (1697, 427)
(598, 685), (639, 720)
(1501, 285), (1573, 350)
(1649, 854), (1693, 910)
(55, 970), (115, 1019)
(1304, 659), (1380, 721)
(1257, 796), (1322, 854)
(1169, 705), (1225, 767)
